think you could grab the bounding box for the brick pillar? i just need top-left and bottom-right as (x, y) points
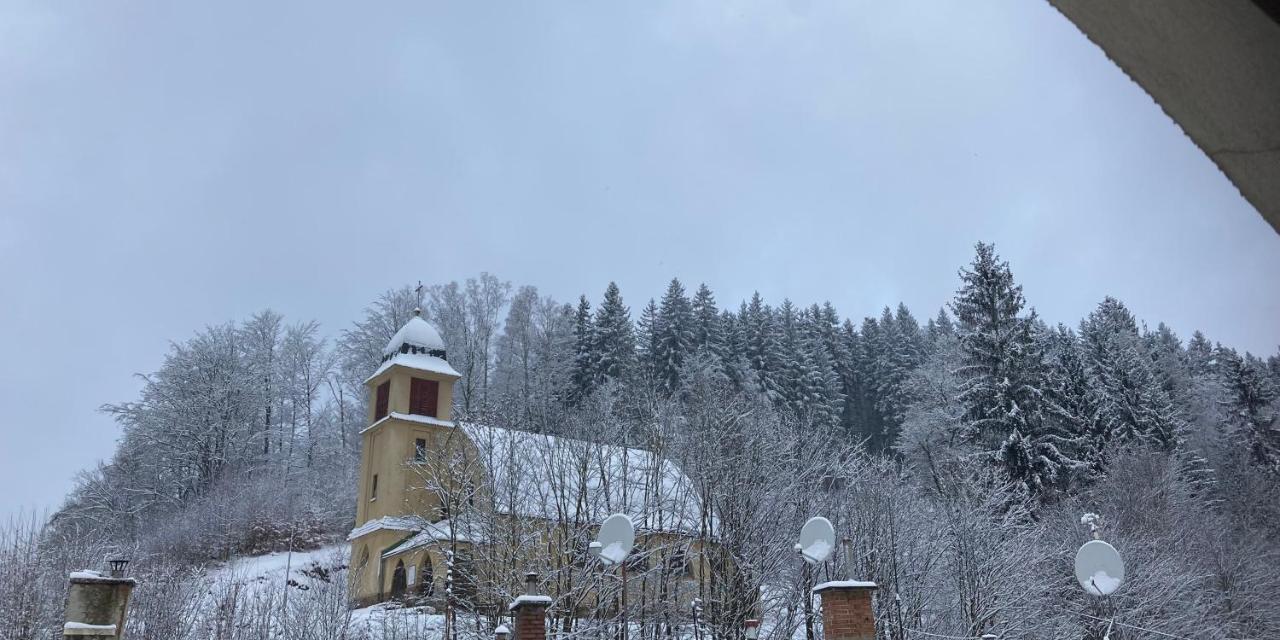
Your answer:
(812, 580), (877, 640)
(64, 567), (136, 639)
(508, 572), (551, 640)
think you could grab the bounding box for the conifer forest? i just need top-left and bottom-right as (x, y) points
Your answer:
(4, 243), (1279, 640)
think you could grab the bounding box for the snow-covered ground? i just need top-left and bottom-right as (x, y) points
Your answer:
(200, 543), (449, 638)
(215, 544), (350, 585)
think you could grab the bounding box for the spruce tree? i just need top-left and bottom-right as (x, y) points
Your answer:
(1080, 297), (1182, 450)
(797, 315), (844, 429)
(569, 296), (596, 403)
(691, 283), (725, 358)
(593, 282), (635, 385)
(855, 316), (889, 449)
(950, 243), (1045, 444)
(655, 278), (695, 395)
(636, 298), (660, 385)
(742, 293), (779, 400)
(951, 243), (1068, 497)
(1220, 349), (1280, 473)
(1041, 325), (1099, 480)
(1186, 330), (1215, 376)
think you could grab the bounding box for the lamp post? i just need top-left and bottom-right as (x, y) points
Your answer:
(495, 624), (511, 640)
(107, 559), (130, 579)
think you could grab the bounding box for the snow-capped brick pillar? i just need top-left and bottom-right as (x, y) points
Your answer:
(508, 572), (552, 640)
(64, 570), (136, 639)
(812, 580), (877, 640)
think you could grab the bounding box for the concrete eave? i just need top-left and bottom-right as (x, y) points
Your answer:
(1048, 0), (1280, 234)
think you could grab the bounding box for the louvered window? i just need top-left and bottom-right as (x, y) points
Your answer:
(409, 378), (439, 418)
(374, 381), (390, 420)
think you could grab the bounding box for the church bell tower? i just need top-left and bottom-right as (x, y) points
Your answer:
(348, 309), (460, 604)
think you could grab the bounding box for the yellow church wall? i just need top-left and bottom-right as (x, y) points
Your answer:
(348, 341), (716, 609)
(348, 528), (411, 607)
(354, 364), (459, 527)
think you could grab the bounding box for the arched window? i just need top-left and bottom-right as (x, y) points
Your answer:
(358, 547), (370, 572)
(420, 557), (435, 596)
(391, 560), (407, 598)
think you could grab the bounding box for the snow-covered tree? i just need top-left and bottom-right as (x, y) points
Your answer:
(1080, 297), (1182, 450)
(654, 279), (695, 395)
(592, 282), (635, 385)
(1219, 349), (1280, 473)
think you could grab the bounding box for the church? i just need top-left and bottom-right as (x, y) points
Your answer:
(347, 311), (709, 609)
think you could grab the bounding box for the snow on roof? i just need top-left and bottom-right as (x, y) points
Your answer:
(812, 580), (878, 592)
(68, 570), (134, 585)
(361, 412), (455, 435)
(382, 519), (485, 558)
(383, 314), (446, 356)
(64, 622), (118, 636)
(459, 423), (706, 535)
(508, 595), (554, 611)
(364, 352), (461, 384)
(348, 516), (425, 541)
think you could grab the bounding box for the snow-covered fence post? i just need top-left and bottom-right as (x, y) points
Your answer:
(508, 572), (552, 640)
(63, 561), (136, 639)
(811, 581), (877, 640)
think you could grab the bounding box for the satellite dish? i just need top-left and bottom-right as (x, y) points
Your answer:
(595, 513), (635, 566)
(1074, 540), (1125, 596)
(797, 516), (836, 565)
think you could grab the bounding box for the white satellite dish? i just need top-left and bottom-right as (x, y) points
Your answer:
(1074, 539), (1125, 596)
(595, 513), (635, 566)
(797, 516), (836, 565)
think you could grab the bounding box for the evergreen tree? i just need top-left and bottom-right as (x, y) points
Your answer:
(1145, 323), (1193, 418)
(872, 304), (927, 447)
(1220, 349), (1280, 473)
(636, 298), (661, 386)
(950, 243), (1045, 444)
(569, 296), (596, 403)
(1186, 330), (1216, 376)
(854, 316), (889, 449)
(771, 300), (805, 410)
(654, 279), (695, 394)
(837, 319), (866, 441)
(998, 428), (1063, 501)
(691, 283), (726, 360)
(950, 243), (1068, 497)
(1041, 325), (1100, 479)
(796, 314), (843, 429)
(926, 307), (956, 348)
(592, 282), (635, 385)
(741, 293), (779, 400)
(1080, 297), (1182, 450)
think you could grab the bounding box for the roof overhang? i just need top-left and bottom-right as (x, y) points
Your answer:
(1048, 0), (1280, 234)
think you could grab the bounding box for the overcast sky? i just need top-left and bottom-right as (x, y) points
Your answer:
(2, 0), (1278, 519)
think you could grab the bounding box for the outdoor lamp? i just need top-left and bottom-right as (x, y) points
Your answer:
(108, 559), (130, 578)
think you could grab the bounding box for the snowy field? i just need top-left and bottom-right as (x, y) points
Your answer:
(196, 543), (451, 639)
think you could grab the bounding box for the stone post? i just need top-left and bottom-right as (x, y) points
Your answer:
(64, 564), (136, 639)
(812, 580), (877, 640)
(507, 572), (552, 640)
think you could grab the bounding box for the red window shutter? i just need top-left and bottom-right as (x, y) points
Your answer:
(375, 382), (390, 420)
(424, 379), (439, 417)
(410, 378), (440, 418)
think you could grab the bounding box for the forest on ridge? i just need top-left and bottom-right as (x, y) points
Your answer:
(4, 242), (1280, 640)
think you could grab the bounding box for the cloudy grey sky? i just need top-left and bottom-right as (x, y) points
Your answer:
(2, 0), (1277, 519)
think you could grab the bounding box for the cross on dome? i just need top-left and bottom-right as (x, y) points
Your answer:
(382, 312), (447, 360)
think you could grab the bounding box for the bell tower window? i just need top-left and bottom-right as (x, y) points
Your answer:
(374, 381), (390, 420)
(409, 378), (440, 418)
